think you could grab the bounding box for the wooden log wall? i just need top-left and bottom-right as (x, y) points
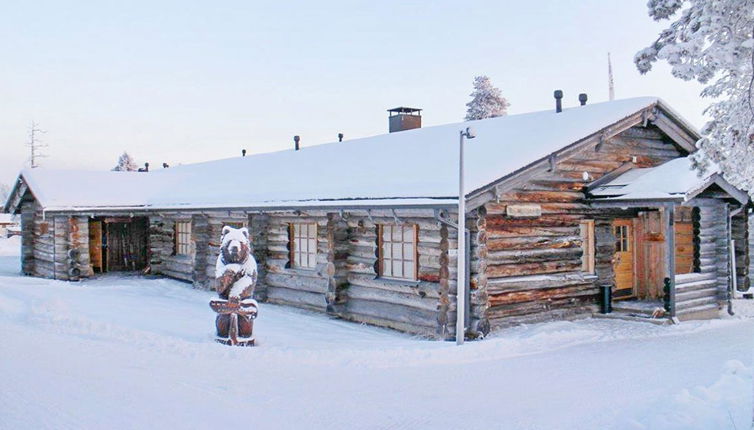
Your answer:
(696, 205), (727, 305)
(656, 205), (722, 318)
(341, 209), (448, 338)
(249, 214), (269, 301)
(478, 125), (683, 330)
(26, 201), (66, 280)
(68, 216), (92, 278)
(148, 216), (192, 282)
(263, 211), (332, 311)
(325, 213), (349, 314)
(468, 208), (489, 337)
(20, 200), (35, 275)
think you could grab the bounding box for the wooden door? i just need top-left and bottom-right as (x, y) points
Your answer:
(89, 221), (103, 273)
(613, 219), (635, 299)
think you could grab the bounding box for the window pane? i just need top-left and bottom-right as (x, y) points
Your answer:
(403, 243), (414, 261)
(383, 260), (392, 277)
(392, 243), (402, 260)
(404, 261), (415, 278)
(392, 226), (401, 241)
(402, 226), (413, 242)
(392, 260), (402, 277)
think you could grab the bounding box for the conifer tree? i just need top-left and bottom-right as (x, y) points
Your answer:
(465, 76), (510, 121)
(112, 152), (138, 172)
(635, 0), (754, 192)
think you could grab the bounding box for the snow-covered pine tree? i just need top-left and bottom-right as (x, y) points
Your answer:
(112, 152), (139, 172)
(465, 76), (510, 121)
(635, 0), (754, 192)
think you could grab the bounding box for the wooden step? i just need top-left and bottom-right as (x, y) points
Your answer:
(676, 303), (719, 316)
(611, 301), (664, 317)
(676, 296), (719, 311)
(676, 287), (719, 302)
(593, 312), (670, 325)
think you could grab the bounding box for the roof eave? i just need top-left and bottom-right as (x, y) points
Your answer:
(37, 198), (459, 216)
(3, 175), (30, 214)
(684, 173), (750, 206)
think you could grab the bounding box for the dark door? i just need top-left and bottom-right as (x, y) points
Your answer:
(105, 218), (148, 272)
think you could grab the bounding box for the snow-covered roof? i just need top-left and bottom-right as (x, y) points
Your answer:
(7, 97), (695, 213)
(0, 213), (15, 224)
(590, 157), (748, 204)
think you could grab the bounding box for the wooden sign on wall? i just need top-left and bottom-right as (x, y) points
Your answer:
(506, 204), (542, 218)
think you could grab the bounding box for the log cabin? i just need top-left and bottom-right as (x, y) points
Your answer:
(3, 97), (752, 339)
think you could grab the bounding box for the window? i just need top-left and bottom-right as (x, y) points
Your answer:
(580, 220), (595, 273)
(378, 224), (418, 281)
(614, 225), (630, 252)
(223, 221), (245, 229)
(290, 223), (317, 269)
(174, 221), (192, 256)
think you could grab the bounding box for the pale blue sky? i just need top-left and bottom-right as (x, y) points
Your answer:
(0, 1), (704, 186)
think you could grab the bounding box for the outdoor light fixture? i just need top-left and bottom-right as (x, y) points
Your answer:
(457, 126), (475, 346)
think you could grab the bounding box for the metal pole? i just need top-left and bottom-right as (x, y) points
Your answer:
(457, 130), (466, 345)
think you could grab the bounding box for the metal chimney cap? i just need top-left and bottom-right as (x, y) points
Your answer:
(387, 107), (422, 116)
(578, 93), (588, 105)
(553, 90), (563, 99)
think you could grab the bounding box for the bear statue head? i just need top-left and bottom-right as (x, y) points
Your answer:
(220, 226), (251, 264)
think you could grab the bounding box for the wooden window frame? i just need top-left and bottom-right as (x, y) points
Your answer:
(614, 224), (630, 253)
(377, 224), (418, 281)
(174, 220), (192, 256)
(580, 220), (595, 274)
(289, 223), (317, 269)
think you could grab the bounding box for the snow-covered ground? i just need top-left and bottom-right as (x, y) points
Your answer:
(0, 236), (752, 430)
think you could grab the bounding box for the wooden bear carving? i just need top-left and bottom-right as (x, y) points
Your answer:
(209, 226), (259, 346)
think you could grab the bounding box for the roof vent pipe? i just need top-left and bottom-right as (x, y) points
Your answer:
(554, 90), (563, 113)
(579, 93), (588, 106)
(162, 163), (169, 168)
(294, 135), (300, 151)
(242, 149), (246, 157)
(338, 133), (344, 142)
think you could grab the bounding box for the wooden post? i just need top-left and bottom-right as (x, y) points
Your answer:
(664, 205), (676, 318)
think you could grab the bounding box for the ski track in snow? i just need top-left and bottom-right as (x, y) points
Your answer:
(0, 236), (752, 430)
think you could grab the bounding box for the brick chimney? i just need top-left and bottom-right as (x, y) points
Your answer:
(388, 107), (422, 133)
